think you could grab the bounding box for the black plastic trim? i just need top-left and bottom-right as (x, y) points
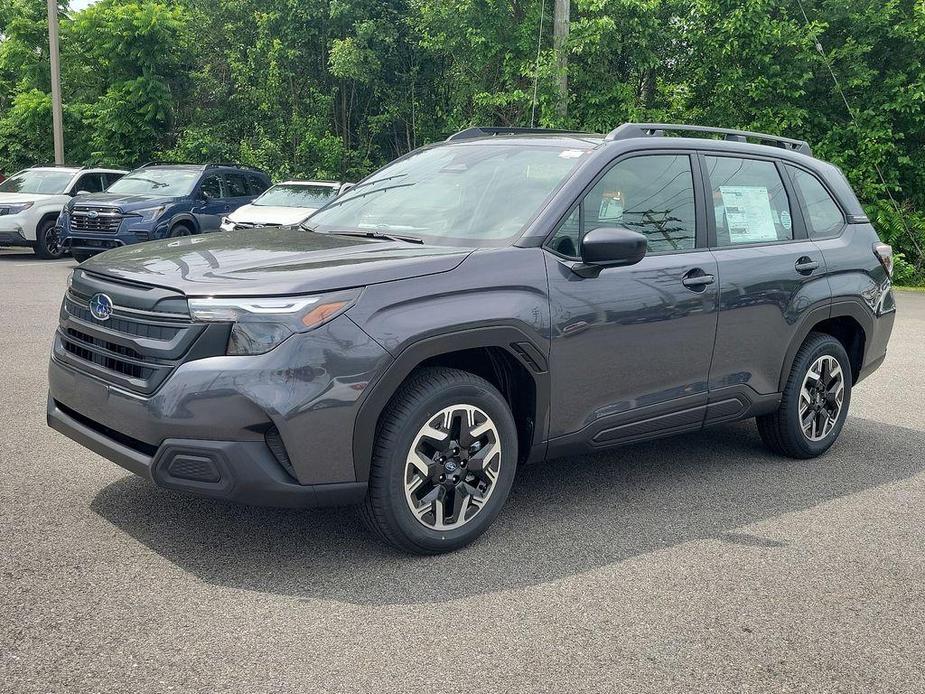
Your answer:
(352, 325), (550, 481)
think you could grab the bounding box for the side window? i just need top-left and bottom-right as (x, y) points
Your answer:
(200, 174), (222, 200)
(103, 172), (124, 189)
(247, 174), (269, 195)
(547, 154), (697, 256)
(222, 172), (249, 198)
(787, 166), (844, 238)
(548, 206), (581, 257)
(73, 173), (104, 194)
(705, 156), (793, 246)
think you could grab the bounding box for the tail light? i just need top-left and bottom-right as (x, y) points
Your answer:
(873, 242), (893, 277)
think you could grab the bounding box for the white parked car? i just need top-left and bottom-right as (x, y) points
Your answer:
(0, 166), (127, 258)
(220, 180), (351, 231)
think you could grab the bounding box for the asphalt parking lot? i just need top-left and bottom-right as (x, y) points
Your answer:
(2, 248), (924, 693)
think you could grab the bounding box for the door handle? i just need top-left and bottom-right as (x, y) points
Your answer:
(682, 268), (716, 290)
(795, 257), (819, 274)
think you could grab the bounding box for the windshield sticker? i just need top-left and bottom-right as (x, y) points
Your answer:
(559, 149), (585, 159)
(719, 186), (778, 243)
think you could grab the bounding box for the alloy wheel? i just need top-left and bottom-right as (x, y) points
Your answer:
(403, 404), (502, 531)
(799, 354), (845, 441)
(44, 226), (63, 257)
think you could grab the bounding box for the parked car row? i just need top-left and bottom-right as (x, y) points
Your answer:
(0, 161), (351, 260)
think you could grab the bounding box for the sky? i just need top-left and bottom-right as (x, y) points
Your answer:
(69, 0), (99, 10)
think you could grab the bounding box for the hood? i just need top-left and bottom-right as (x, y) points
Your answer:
(81, 227), (472, 296)
(228, 204), (317, 226)
(0, 192), (59, 204)
(67, 192), (179, 211)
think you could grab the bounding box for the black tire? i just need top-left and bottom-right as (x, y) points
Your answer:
(72, 250), (96, 263)
(169, 223), (193, 238)
(757, 332), (852, 459)
(360, 367), (518, 554)
(34, 219), (65, 259)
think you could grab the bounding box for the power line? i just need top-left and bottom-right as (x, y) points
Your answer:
(793, 0), (923, 262)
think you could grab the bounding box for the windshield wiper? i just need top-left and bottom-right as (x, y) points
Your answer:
(311, 182), (417, 215)
(327, 229), (424, 244)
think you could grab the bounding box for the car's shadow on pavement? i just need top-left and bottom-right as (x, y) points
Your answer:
(91, 417), (925, 605)
(0, 251), (75, 263)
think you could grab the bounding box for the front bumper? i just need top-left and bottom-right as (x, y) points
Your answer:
(59, 216), (161, 252)
(47, 397), (366, 507)
(0, 228), (30, 247)
(47, 313), (392, 506)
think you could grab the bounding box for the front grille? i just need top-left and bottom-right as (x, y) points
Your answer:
(64, 296), (181, 340)
(70, 206), (123, 233)
(56, 277), (218, 395)
(62, 336), (154, 380)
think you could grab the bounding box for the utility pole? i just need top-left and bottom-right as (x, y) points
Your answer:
(553, 0), (569, 120)
(46, 0), (64, 165)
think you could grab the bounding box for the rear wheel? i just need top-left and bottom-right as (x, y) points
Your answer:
(361, 367), (518, 554)
(757, 332), (852, 458)
(34, 219), (65, 259)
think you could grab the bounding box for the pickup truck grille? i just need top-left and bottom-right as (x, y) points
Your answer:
(70, 206), (123, 233)
(54, 272), (227, 395)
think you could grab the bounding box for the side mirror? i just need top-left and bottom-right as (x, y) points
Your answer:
(574, 227), (647, 277)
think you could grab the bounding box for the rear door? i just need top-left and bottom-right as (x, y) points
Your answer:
(702, 152), (830, 414)
(545, 151), (719, 447)
(221, 171), (254, 212)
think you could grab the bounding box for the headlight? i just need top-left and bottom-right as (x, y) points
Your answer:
(132, 205), (165, 222)
(187, 289), (361, 355)
(66, 270), (75, 291)
(1, 202), (33, 216)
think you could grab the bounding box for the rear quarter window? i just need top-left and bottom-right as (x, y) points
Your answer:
(787, 166), (845, 238)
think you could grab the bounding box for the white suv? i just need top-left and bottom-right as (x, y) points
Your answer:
(0, 166), (127, 258)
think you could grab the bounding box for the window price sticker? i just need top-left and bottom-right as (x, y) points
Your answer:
(720, 186), (778, 243)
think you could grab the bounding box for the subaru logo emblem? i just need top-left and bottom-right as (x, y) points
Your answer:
(86, 210), (99, 219)
(89, 293), (114, 321)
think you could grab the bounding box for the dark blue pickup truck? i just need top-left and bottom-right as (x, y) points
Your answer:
(58, 163), (271, 261)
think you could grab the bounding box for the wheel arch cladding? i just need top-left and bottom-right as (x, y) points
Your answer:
(352, 326), (550, 482)
(779, 303), (869, 390)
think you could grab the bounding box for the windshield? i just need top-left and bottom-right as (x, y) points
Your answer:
(106, 168), (200, 196)
(0, 170), (75, 195)
(306, 144), (587, 245)
(255, 184), (338, 208)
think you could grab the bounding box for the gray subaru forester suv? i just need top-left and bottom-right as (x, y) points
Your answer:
(47, 124), (896, 554)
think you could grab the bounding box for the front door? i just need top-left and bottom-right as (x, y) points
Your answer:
(545, 152), (719, 447)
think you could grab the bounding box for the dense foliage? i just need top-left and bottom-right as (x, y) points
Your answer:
(1, 0), (923, 281)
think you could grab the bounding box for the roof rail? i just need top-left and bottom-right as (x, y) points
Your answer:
(205, 162), (266, 173)
(446, 126), (583, 142)
(139, 160), (202, 168)
(605, 123), (812, 156)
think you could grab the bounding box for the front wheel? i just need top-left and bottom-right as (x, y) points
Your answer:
(34, 219), (66, 259)
(757, 332), (852, 459)
(361, 367), (518, 554)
